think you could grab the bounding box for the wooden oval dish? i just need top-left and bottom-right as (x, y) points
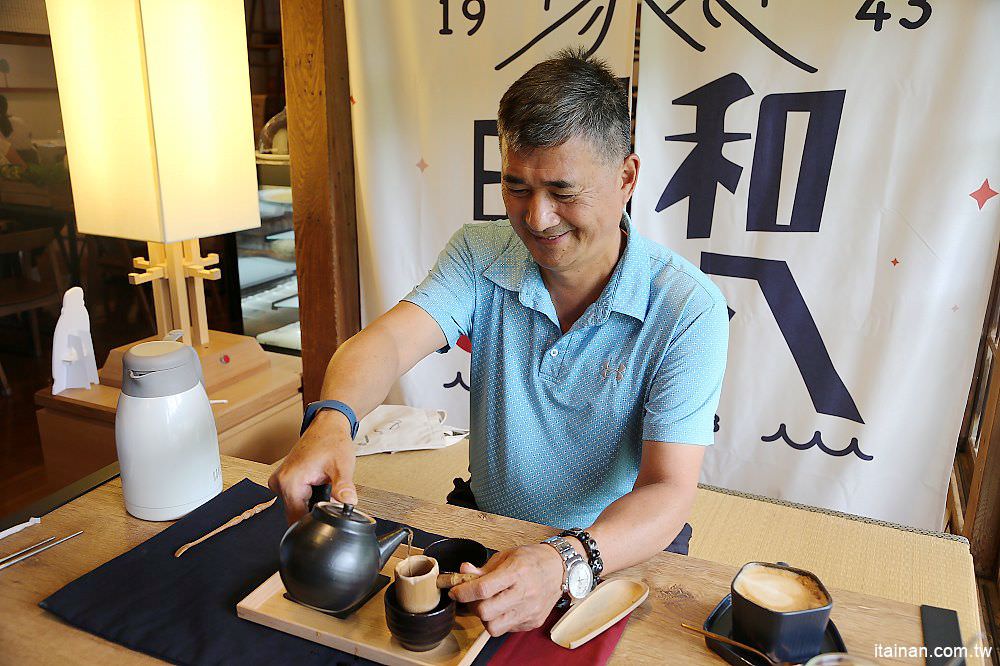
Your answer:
(549, 579), (650, 649)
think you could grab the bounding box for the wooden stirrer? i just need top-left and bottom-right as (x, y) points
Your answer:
(174, 497), (277, 558)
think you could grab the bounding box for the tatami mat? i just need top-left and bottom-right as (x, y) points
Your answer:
(688, 488), (981, 643)
(354, 441), (983, 646)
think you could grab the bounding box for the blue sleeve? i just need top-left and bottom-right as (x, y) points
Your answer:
(642, 302), (729, 445)
(402, 227), (477, 353)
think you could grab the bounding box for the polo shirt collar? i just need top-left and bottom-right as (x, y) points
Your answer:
(483, 213), (650, 326)
(482, 235), (559, 326)
(605, 213), (650, 324)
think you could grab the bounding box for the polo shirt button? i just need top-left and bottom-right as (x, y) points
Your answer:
(550, 349), (559, 357)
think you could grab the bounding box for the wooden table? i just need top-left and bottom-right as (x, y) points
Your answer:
(0, 456), (955, 664)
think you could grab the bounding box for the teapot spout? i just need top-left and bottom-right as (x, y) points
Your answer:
(377, 526), (413, 568)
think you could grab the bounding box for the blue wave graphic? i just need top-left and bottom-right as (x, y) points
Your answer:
(761, 423), (873, 461)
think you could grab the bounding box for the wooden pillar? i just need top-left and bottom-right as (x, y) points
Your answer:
(147, 242), (172, 338)
(957, 249), (1000, 578)
(965, 336), (1000, 577)
(163, 242), (193, 345)
(281, 0), (361, 404)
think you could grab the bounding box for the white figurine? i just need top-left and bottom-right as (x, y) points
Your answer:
(51, 286), (99, 394)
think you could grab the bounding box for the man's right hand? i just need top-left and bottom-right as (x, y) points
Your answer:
(268, 409), (358, 524)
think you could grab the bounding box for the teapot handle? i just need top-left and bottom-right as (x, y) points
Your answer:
(308, 484), (331, 511)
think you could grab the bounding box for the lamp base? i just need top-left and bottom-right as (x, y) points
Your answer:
(98, 330), (271, 394)
(37, 336), (303, 471)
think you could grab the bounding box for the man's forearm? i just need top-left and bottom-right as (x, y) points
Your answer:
(310, 326), (406, 437)
(570, 481), (695, 574)
(268, 329), (394, 516)
(303, 302), (447, 440)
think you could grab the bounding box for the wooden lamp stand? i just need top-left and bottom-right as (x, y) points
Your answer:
(96, 239), (272, 395)
(127, 239), (219, 348)
(35, 238), (304, 469)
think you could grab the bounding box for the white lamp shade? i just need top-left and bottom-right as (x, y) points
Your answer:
(45, 0), (261, 243)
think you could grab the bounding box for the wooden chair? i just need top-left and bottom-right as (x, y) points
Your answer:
(0, 227), (65, 395)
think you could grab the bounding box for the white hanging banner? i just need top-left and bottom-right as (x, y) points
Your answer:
(633, 0), (1000, 529)
(345, 1), (636, 428)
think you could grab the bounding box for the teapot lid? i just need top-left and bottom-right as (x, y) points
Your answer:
(315, 500), (375, 525)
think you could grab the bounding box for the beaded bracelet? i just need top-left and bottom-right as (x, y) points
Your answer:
(560, 527), (604, 585)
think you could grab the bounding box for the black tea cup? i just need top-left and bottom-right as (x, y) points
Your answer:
(730, 561), (833, 663)
(384, 582), (455, 652)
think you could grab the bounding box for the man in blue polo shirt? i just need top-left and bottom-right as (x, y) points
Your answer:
(270, 47), (728, 636)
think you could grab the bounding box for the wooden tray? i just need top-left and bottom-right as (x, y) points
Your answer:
(237, 546), (490, 666)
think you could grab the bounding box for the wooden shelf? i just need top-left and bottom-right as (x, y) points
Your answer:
(35, 336), (304, 467)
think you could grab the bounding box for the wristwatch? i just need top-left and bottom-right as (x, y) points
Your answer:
(301, 400), (359, 438)
(542, 536), (593, 602)
(561, 527), (604, 583)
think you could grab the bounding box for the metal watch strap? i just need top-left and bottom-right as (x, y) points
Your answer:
(561, 527), (604, 584)
(301, 400), (359, 439)
(542, 536), (580, 595)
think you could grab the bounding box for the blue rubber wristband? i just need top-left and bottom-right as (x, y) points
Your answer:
(301, 400), (359, 439)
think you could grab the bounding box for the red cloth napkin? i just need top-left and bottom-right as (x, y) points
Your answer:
(488, 610), (632, 666)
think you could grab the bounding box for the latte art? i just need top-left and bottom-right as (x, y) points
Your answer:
(733, 564), (828, 612)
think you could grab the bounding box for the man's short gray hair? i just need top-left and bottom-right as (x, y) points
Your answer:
(498, 47), (630, 164)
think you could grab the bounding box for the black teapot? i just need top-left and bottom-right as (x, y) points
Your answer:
(279, 485), (412, 613)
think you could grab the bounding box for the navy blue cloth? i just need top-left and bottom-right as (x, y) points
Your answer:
(40, 479), (501, 665)
(670, 522), (693, 556)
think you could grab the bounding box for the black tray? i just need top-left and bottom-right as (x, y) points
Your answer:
(704, 594), (847, 666)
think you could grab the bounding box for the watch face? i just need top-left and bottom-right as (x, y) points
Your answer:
(567, 561), (594, 599)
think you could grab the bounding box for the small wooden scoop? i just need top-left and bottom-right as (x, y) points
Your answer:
(550, 579), (649, 649)
(436, 572), (480, 588)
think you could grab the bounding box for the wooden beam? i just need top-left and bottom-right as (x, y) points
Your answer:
(281, 0), (360, 403)
(962, 248), (1000, 578)
(962, 256), (1000, 449)
(183, 240), (211, 348)
(163, 242), (192, 344)
(949, 468), (965, 534)
(0, 32), (51, 47)
(146, 242), (172, 338)
(967, 355), (1000, 578)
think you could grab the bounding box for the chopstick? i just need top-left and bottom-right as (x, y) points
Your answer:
(0, 535), (56, 567)
(0, 531), (83, 572)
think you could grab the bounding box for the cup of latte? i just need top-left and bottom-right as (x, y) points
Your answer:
(731, 562), (833, 663)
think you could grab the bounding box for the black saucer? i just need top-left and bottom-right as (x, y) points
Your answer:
(283, 573), (391, 619)
(704, 594), (847, 666)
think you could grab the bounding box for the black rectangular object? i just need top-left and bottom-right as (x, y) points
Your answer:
(920, 604), (964, 666)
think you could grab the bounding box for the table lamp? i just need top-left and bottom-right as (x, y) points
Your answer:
(45, 0), (260, 350)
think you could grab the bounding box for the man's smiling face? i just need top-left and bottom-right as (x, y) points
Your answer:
(501, 135), (638, 279)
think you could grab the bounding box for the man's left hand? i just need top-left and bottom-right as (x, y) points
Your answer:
(448, 543), (565, 636)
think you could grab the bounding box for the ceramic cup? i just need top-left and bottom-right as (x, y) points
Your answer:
(730, 562), (833, 664)
(394, 555), (440, 614)
(423, 538), (490, 573)
(384, 582), (455, 652)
